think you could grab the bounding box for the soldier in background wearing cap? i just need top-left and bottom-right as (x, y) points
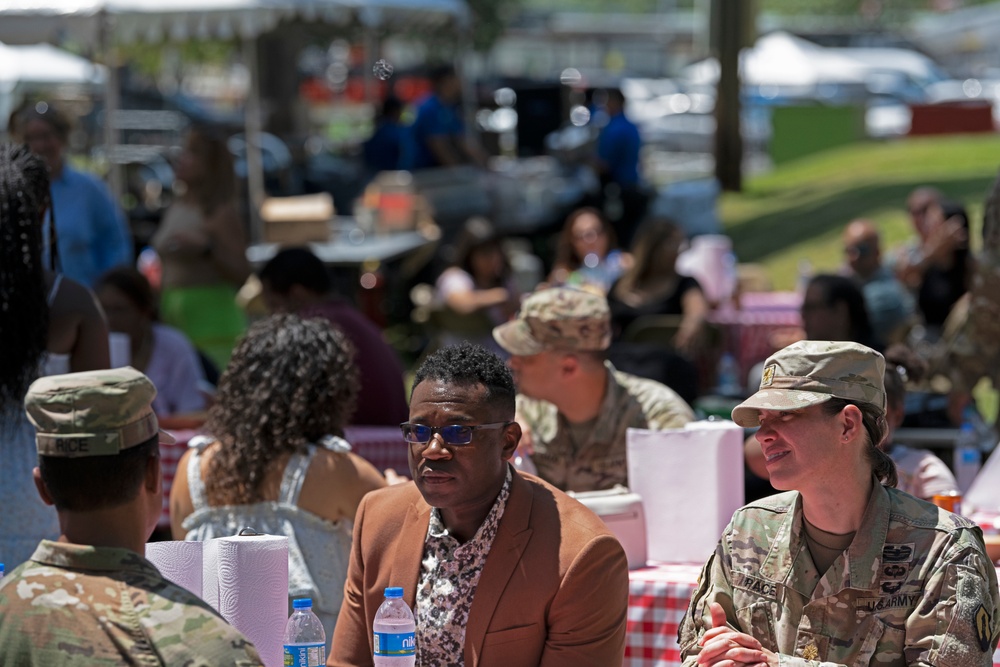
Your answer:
(493, 286), (694, 492)
(0, 367), (261, 666)
(678, 340), (1000, 667)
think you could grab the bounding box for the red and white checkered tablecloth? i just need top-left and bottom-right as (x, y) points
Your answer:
(626, 563), (702, 666)
(626, 562), (1000, 667)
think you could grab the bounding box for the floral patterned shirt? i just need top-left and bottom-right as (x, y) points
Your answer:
(414, 467), (512, 666)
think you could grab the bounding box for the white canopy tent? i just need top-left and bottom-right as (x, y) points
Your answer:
(0, 41), (107, 129)
(683, 31), (871, 91)
(0, 41), (106, 86)
(0, 0), (469, 240)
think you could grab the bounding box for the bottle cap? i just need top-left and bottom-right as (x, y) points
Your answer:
(384, 586), (404, 598)
(292, 598), (313, 609)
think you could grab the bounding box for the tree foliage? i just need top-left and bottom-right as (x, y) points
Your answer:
(466, 0), (526, 51)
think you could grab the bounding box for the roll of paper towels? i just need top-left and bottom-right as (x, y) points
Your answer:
(145, 540), (203, 598)
(204, 534), (289, 667)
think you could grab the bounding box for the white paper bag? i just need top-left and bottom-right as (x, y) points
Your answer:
(626, 420), (744, 563)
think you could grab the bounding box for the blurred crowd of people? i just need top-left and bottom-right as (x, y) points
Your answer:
(3, 72), (1000, 663)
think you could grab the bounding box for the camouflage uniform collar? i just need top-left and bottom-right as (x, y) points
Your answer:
(756, 482), (889, 593)
(845, 480), (891, 591)
(600, 361), (625, 410)
(590, 361), (627, 441)
(30, 539), (159, 575)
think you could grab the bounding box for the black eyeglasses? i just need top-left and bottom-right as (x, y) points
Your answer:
(399, 422), (511, 446)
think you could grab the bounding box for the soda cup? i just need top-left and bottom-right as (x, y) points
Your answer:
(931, 491), (962, 515)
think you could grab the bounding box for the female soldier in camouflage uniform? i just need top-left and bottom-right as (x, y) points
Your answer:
(679, 340), (1000, 667)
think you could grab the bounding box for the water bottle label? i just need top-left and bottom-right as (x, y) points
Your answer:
(284, 642), (326, 667)
(961, 448), (980, 464)
(373, 631), (416, 656)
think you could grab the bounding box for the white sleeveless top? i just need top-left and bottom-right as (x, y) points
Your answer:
(181, 438), (355, 643)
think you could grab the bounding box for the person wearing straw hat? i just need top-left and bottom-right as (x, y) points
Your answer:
(0, 367), (261, 666)
(678, 340), (999, 667)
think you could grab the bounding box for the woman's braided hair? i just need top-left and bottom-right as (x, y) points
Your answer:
(0, 143), (50, 410)
(204, 314), (359, 505)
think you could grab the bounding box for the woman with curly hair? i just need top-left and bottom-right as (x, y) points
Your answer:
(0, 143), (110, 566)
(169, 314), (386, 643)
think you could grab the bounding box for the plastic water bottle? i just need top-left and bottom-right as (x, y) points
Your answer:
(373, 587), (415, 666)
(283, 598), (326, 667)
(954, 420), (981, 495)
(716, 352), (742, 397)
(0, 563), (4, 579)
(796, 258), (813, 295)
(964, 405), (998, 453)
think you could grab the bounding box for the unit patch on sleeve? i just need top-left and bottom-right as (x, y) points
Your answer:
(976, 605), (992, 652)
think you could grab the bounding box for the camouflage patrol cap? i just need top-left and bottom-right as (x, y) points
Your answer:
(493, 286), (611, 355)
(25, 367), (175, 457)
(731, 340), (886, 427)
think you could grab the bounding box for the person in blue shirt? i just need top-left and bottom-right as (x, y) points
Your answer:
(591, 88), (648, 249)
(405, 64), (484, 170)
(595, 88), (641, 189)
(363, 96), (405, 175)
(14, 104), (132, 287)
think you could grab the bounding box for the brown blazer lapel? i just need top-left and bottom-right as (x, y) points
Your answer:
(390, 499), (431, 609)
(464, 473), (534, 666)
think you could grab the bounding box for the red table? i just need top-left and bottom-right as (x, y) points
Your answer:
(626, 562), (1000, 667)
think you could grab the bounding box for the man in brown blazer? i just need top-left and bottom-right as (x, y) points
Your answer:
(329, 343), (629, 667)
